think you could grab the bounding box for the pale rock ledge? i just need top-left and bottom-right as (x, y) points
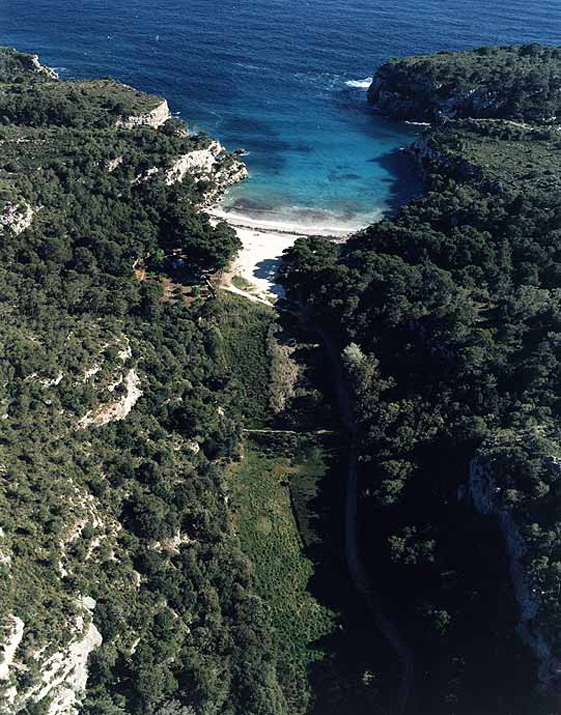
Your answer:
(0, 616), (24, 681)
(116, 99), (171, 130)
(164, 139), (249, 200)
(0, 202), (35, 235)
(470, 456), (561, 694)
(1, 598), (103, 715)
(29, 54), (59, 80)
(32, 603), (102, 715)
(78, 368), (142, 428)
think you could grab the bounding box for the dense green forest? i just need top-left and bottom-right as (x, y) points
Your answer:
(281, 48), (561, 713)
(0, 47), (292, 715)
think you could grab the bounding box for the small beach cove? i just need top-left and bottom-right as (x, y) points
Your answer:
(209, 205), (352, 302)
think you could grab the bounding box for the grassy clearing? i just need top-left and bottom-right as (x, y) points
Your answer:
(231, 274), (258, 292)
(213, 291), (276, 426)
(429, 120), (561, 193)
(230, 436), (337, 710)
(289, 443), (329, 550)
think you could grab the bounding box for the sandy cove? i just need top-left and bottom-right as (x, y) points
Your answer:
(208, 207), (350, 303)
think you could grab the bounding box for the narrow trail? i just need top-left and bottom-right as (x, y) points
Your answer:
(222, 283), (271, 306)
(243, 428), (337, 435)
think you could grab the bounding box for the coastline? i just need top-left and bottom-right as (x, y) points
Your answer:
(208, 205), (354, 301)
(209, 206), (355, 238)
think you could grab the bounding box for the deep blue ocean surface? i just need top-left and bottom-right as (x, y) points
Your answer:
(2, 0), (561, 229)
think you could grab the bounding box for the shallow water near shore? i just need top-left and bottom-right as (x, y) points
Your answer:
(4, 0), (561, 230)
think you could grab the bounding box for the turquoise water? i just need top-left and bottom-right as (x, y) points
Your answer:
(2, 0), (561, 228)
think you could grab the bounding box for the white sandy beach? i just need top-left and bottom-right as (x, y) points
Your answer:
(209, 207), (351, 302)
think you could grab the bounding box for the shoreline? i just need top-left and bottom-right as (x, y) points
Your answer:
(208, 204), (356, 301)
(208, 206), (356, 239)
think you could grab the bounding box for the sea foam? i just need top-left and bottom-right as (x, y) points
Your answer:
(345, 77), (373, 89)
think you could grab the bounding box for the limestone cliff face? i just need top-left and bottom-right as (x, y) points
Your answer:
(367, 46), (561, 125)
(470, 457), (561, 695)
(0, 58), (250, 715)
(0, 600), (102, 714)
(367, 74), (431, 121)
(116, 98), (171, 129)
(129, 138), (248, 200)
(165, 139), (226, 184)
(28, 53), (59, 81)
(77, 368), (142, 428)
(409, 131), (484, 181)
(0, 333), (142, 715)
(165, 139), (248, 201)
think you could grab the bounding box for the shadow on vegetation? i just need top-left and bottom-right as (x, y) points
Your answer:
(273, 310), (550, 715)
(357, 438), (545, 715)
(274, 310), (400, 714)
(296, 440), (401, 715)
(254, 257), (285, 296)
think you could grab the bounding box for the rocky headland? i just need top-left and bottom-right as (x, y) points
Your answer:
(368, 44), (561, 124)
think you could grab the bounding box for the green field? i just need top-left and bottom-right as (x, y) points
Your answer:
(230, 436), (338, 712)
(212, 292), (276, 426)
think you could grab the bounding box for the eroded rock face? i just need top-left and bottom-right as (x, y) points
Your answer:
(78, 368), (142, 428)
(129, 135), (247, 201)
(470, 457), (561, 695)
(367, 75), (508, 122)
(367, 75), (427, 120)
(28, 53), (59, 81)
(0, 202), (35, 235)
(409, 132), (484, 181)
(116, 99), (171, 129)
(165, 140), (225, 184)
(75, 334), (143, 429)
(367, 47), (561, 125)
(164, 139), (249, 201)
(0, 616), (25, 680)
(0, 599), (102, 715)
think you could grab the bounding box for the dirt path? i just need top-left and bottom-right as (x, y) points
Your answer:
(243, 428), (337, 436)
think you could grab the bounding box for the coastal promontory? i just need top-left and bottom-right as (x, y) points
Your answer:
(368, 43), (561, 123)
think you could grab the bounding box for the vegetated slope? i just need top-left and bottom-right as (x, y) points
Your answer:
(368, 43), (561, 124)
(281, 48), (561, 714)
(0, 46), (59, 82)
(0, 46), (167, 129)
(0, 47), (290, 715)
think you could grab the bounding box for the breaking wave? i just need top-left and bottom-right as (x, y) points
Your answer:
(345, 77), (373, 89)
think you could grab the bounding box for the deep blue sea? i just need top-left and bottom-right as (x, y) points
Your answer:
(2, 0), (561, 229)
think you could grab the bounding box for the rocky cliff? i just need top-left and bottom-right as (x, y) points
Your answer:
(470, 441), (561, 697)
(0, 49), (261, 715)
(0, 46), (59, 82)
(0, 332), (142, 714)
(131, 137), (248, 201)
(1, 599), (102, 715)
(0, 202), (35, 235)
(27, 53), (59, 81)
(166, 140), (248, 202)
(367, 73), (511, 122)
(116, 98), (171, 129)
